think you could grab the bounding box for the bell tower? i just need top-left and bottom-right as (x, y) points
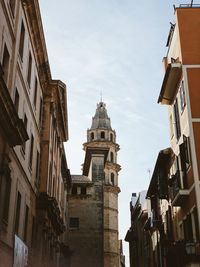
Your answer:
(83, 101), (121, 267)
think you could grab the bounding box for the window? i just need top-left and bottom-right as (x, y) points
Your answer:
(180, 135), (191, 172)
(72, 186), (77, 195)
(110, 133), (113, 142)
(183, 135), (191, 167)
(27, 52), (32, 88)
(19, 22), (25, 60)
(69, 217), (79, 229)
(48, 163), (52, 195)
(22, 115), (27, 152)
(29, 134), (34, 169)
(52, 176), (56, 197)
(193, 207), (200, 241)
(24, 205), (29, 242)
(15, 192), (21, 234)
(81, 187), (86, 195)
(14, 88), (19, 113)
(31, 216), (35, 246)
(35, 150), (40, 186)
(100, 131), (105, 139)
(169, 115), (174, 139)
(33, 78), (38, 108)
(166, 206), (173, 240)
(9, 0), (16, 16)
(180, 81), (186, 112)
(111, 173), (115, 185)
(183, 214), (193, 242)
(173, 99), (181, 140)
(179, 223), (184, 240)
(39, 98), (43, 127)
(110, 152), (114, 163)
(0, 173), (11, 224)
(90, 132), (94, 140)
(2, 44), (10, 84)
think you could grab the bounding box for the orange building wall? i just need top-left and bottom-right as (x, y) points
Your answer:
(187, 68), (200, 118)
(193, 123), (200, 180)
(177, 8), (200, 64)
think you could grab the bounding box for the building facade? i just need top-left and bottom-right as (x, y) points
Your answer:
(157, 5), (200, 267)
(68, 101), (121, 267)
(125, 191), (150, 267)
(0, 1), (71, 266)
(125, 5), (200, 267)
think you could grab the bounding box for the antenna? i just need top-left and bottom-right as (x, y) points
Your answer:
(147, 168), (151, 180)
(100, 90), (103, 102)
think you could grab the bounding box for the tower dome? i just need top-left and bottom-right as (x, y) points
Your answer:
(87, 102), (116, 143)
(90, 102), (112, 130)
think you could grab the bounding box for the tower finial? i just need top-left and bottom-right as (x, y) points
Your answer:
(100, 90), (103, 102)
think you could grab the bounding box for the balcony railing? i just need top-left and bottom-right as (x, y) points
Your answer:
(179, 4), (200, 8)
(165, 241), (200, 264)
(169, 171), (189, 206)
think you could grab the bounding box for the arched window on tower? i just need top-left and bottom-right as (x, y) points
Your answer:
(81, 186), (86, 195)
(111, 173), (115, 186)
(110, 133), (113, 142)
(91, 132), (94, 141)
(110, 152), (114, 163)
(101, 131), (105, 139)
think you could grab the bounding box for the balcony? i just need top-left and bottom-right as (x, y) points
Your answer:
(185, 242), (200, 262)
(0, 64), (29, 146)
(169, 171), (189, 206)
(37, 192), (65, 235)
(158, 62), (182, 105)
(166, 241), (200, 265)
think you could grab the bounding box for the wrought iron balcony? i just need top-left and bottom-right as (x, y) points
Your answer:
(185, 242), (200, 262)
(169, 171), (189, 206)
(0, 64), (29, 146)
(165, 240), (200, 265)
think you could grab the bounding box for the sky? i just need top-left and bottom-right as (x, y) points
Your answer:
(39, 1), (193, 266)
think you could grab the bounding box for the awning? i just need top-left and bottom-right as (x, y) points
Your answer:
(158, 63), (182, 105)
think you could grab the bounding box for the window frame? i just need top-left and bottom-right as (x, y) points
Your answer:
(2, 43), (10, 84)
(100, 131), (105, 139)
(173, 98), (181, 141)
(19, 21), (25, 61)
(15, 192), (21, 235)
(1, 171), (11, 225)
(180, 80), (186, 113)
(27, 52), (32, 88)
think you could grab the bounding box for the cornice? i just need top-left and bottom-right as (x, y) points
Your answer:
(83, 141), (120, 152)
(104, 185), (121, 194)
(50, 80), (68, 142)
(105, 161), (121, 172)
(22, 0), (51, 89)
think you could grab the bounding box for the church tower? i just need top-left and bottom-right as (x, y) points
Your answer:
(68, 101), (121, 267)
(84, 101), (121, 267)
